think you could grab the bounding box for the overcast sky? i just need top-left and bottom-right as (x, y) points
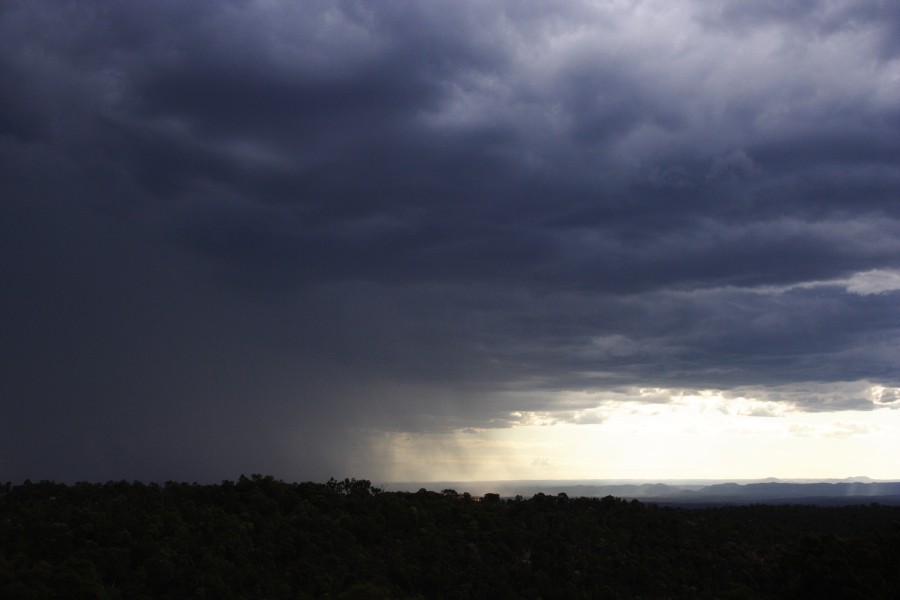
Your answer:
(2, 0), (898, 484)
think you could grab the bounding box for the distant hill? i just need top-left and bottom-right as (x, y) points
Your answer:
(670, 481), (900, 505)
(390, 478), (900, 505)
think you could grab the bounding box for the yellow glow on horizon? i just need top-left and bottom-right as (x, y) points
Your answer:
(378, 392), (900, 482)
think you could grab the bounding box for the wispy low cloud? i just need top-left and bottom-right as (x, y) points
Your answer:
(731, 382), (899, 413)
(751, 269), (900, 296)
(843, 269), (900, 296)
(824, 422), (874, 439)
(872, 386), (900, 408)
(789, 422), (875, 440)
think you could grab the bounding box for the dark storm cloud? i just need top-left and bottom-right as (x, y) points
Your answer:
(1, 0), (898, 481)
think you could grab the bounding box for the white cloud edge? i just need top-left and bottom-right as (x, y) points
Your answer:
(752, 268), (900, 296)
(495, 381), (900, 428)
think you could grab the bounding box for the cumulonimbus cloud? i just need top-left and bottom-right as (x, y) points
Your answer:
(0, 0), (897, 481)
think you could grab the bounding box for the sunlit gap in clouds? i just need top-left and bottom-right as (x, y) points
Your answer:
(379, 384), (900, 483)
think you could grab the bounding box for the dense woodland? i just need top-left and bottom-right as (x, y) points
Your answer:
(2, 476), (899, 599)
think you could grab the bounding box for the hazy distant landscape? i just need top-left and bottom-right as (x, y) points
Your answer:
(390, 477), (900, 505)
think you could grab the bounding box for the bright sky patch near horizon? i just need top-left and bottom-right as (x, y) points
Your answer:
(1, 0), (898, 483)
(377, 387), (900, 483)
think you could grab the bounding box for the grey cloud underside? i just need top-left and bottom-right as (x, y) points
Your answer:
(1, 0), (898, 480)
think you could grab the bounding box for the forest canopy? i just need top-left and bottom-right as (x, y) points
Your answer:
(2, 476), (899, 599)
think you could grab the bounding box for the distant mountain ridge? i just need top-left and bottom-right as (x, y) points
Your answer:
(390, 478), (900, 505)
(699, 481), (898, 495)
